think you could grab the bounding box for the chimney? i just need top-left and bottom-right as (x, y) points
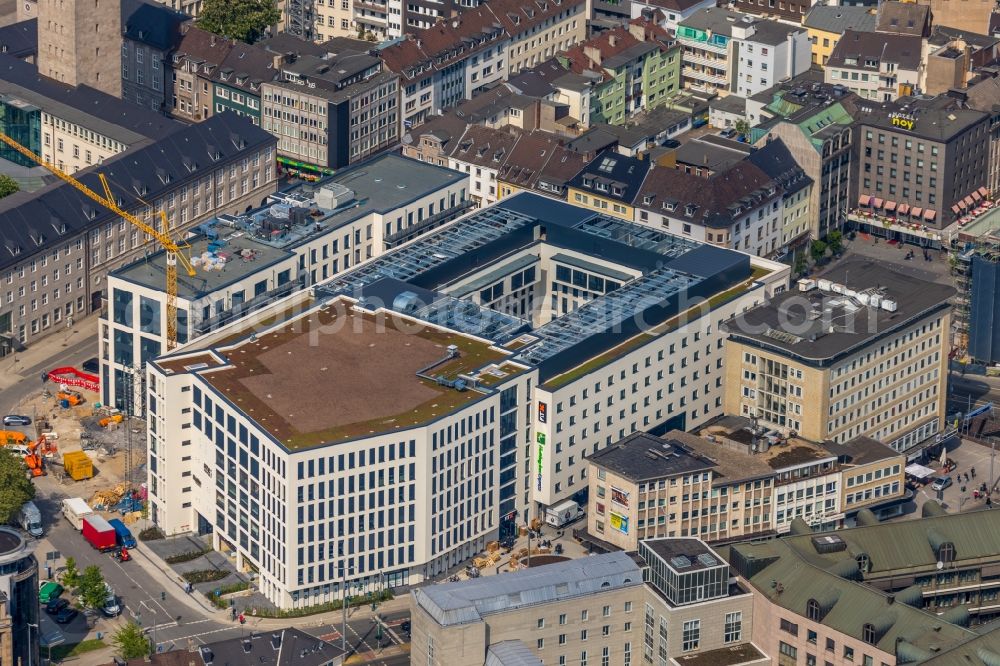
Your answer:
(210, 34), (216, 46)
(628, 22), (646, 42)
(608, 34), (618, 47)
(584, 44), (602, 65)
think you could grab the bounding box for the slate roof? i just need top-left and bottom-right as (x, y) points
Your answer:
(560, 21), (671, 78)
(853, 96), (987, 142)
(827, 30), (922, 71)
(803, 6), (877, 34)
(212, 41), (278, 94)
(0, 19), (37, 60)
(567, 152), (651, 204)
(746, 138), (812, 197)
(875, 0), (930, 37)
(0, 54), (181, 145)
(0, 113), (274, 273)
(173, 25), (234, 70)
(496, 132), (567, 189)
(257, 32), (333, 59)
(966, 75), (1000, 112)
(824, 436), (900, 466)
(635, 159), (778, 228)
(121, 0), (190, 52)
(448, 125), (522, 168)
(535, 145), (590, 189)
(413, 551), (642, 627)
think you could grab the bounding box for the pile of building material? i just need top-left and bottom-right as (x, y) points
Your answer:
(122, 511), (143, 525)
(90, 483), (128, 510)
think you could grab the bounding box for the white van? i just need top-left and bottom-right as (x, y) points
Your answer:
(102, 583), (120, 617)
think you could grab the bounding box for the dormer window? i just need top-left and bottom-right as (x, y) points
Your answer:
(938, 542), (956, 564)
(643, 194), (654, 205)
(862, 623), (876, 645)
(684, 204), (698, 216)
(583, 176), (594, 188)
(806, 599), (821, 621)
(611, 185), (623, 196)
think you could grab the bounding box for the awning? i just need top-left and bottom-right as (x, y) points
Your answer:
(884, 200), (897, 212)
(859, 194), (871, 206)
(906, 463), (936, 479)
(952, 204), (962, 214)
(980, 186), (990, 197)
(872, 197), (884, 208)
(924, 209), (937, 220)
(897, 203), (910, 215)
(965, 195), (976, 207)
(973, 190), (982, 201)
(958, 199), (968, 209)
(911, 207), (923, 217)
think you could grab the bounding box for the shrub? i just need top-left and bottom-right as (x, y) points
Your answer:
(165, 550), (207, 564)
(139, 527), (165, 541)
(182, 569), (229, 584)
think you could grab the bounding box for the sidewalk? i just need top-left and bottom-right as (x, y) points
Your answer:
(0, 313), (100, 389)
(127, 530), (228, 619)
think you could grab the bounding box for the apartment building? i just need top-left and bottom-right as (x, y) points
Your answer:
(629, 0), (715, 32)
(380, 0), (586, 129)
(633, 140), (806, 258)
(120, 0), (190, 112)
(747, 140), (813, 255)
(209, 42), (278, 126)
(412, 543), (764, 666)
(851, 96), (989, 229)
(824, 31), (923, 102)
(0, 114), (276, 353)
(261, 52), (399, 171)
(144, 193), (788, 605)
(0, 54), (181, 174)
(676, 8), (810, 97)
(102, 153), (466, 411)
(446, 125), (521, 207)
(558, 18), (680, 125)
(170, 26), (236, 122)
(496, 133), (589, 201)
(748, 74), (858, 240)
(802, 6), (876, 69)
(566, 152), (650, 220)
(724, 260), (953, 455)
(312, 0), (354, 41)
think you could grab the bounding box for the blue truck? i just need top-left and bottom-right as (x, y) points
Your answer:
(107, 518), (136, 549)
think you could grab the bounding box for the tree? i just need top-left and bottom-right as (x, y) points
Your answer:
(793, 253), (807, 277)
(197, 0), (279, 44)
(78, 565), (107, 611)
(0, 449), (34, 524)
(113, 621), (152, 659)
(0, 175), (18, 199)
(827, 230), (844, 255)
(734, 119), (751, 141)
(810, 239), (828, 263)
(61, 557), (80, 590)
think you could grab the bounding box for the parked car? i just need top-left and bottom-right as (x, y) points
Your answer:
(38, 581), (63, 604)
(3, 415), (30, 426)
(102, 584), (121, 617)
(81, 358), (100, 373)
(401, 620), (411, 634)
(54, 607), (78, 624)
(45, 598), (69, 615)
(662, 138), (681, 149)
(932, 476), (953, 491)
(720, 128), (737, 138)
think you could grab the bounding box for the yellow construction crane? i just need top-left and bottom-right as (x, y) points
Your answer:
(0, 133), (195, 349)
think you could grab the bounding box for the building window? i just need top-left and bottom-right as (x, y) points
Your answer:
(724, 612), (742, 643)
(807, 599), (821, 621)
(682, 620), (700, 651)
(862, 623), (876, 645)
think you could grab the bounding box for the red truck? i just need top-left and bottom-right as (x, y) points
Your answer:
(81, 515), (117, 552)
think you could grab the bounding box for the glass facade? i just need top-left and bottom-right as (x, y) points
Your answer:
(0, 97), (40, 167)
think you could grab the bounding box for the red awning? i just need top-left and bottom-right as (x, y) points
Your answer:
(872, 197), (884, 208)
(859, 194), (871, 206)
(884, 200), (897, 211)
(911, 207), (924, 217)
(965, 195), (976, 206)
(958, 199), (968, 209)
(980, 186), (990, 197)
(924, 209), (937, 220)
(973, 190), (983, 201)
(897, 203), (910, 215)
(952, 204), (962, 214)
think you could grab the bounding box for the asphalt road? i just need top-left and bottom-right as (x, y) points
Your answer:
(0, 336), (97, 416)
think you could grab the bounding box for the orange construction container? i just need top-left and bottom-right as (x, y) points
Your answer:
(62, 451), (93, 481)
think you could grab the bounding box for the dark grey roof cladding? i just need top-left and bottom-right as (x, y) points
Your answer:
(122, 0), (190, 51)
(725, 259), (955, 365)
(0, 54), (181, 144)
(0, 20), (37, 60)
(586, 431), (715, 482)
(0, 113), (274, 273)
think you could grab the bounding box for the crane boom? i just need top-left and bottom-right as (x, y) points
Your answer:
(0, 132), (195, 349)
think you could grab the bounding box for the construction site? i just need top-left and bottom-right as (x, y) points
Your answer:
(10, 368), (148, 522)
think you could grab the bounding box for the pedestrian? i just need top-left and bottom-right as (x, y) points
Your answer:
(972, 467), (977, 479)
(231, 607), (237, 621)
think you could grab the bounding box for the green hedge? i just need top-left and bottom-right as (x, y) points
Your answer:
(241, 589), (393, 618)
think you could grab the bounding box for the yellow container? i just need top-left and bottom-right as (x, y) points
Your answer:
(62, 451), (93, 481)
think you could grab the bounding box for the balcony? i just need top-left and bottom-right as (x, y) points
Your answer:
(684, 51), (728, 69)
(682, 66), (727, 85)
(679, 38), (726, 54)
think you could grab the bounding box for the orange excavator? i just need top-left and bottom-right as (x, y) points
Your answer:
(24, 435), (56, 478)
(0, 431), (27, 446)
